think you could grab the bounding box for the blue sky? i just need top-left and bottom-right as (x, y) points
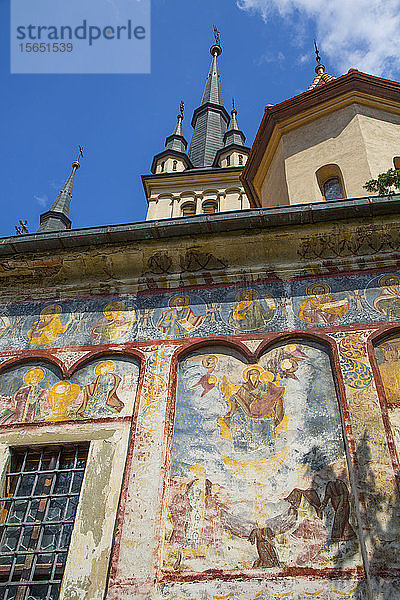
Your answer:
(1, 0), (400, 236)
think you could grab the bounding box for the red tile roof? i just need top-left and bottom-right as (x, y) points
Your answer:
(308, 72), (336, 90)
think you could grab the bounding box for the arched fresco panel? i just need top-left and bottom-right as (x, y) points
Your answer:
(0, 356), (139, 425)
(162, 343), (361, 574)
(375, 335), (400, 454)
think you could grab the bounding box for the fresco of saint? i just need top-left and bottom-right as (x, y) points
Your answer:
(221, 366), (285, 454)
(157, 295), (207, 338)
(90, 301), (137, 342)
(0, 368), (47, 424)
(27, 304), (73, 345)
(372, 274), (400, 318)
(228, 289), (275, 331)
(298, 283), (349, 325)
(77, 360), (124, 418)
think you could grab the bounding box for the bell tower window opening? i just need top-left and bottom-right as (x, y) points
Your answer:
(316, 164), (346, 201)
(172, 160), (177, 171)
(160, 161), (165, 173)
(0, 443), (89, 600)
(181, 202), (196, 217)
(226, 155), (231, 166)
(323, 177), (343, 201)
(202, 200), (218, 214)
(238, 154), (243, 166)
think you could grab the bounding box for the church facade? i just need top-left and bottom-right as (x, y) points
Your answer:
(0, 38), (400, 600)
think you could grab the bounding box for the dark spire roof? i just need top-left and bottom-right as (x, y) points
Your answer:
(224, 101), (246, 147)
(308, 41), (336, 90)
(165, 101), (188, 153)
(188, 32), (230, 168)
(37, 148), (83, 233)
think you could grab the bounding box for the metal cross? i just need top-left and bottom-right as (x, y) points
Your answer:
(213, 26), (220, 45)
(314, 40), (321, 65)
(76, 145), (84, 162)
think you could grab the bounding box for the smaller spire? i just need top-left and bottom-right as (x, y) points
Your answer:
(224, 100), (246, 147)
(314, 40), (325, 75)
(37, 147), (83, 233)
(307, 41), (336, 91)
(165, 100), (188, 153)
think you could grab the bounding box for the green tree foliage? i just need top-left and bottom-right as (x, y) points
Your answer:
(364, 168), (400, 195)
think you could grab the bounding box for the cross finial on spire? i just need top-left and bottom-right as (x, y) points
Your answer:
(313, 39), (325, 75)
(179, 101), (184, 120)
(210, 26), (222, 56)
(72, 145), (84, 170)
(314, 40), (321, 64)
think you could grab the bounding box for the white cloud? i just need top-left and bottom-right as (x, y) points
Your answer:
(237, 0), (400, 77)
(34, 194), (48, 208)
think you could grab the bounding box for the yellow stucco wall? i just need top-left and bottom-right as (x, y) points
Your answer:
(259, 102), (400, 206)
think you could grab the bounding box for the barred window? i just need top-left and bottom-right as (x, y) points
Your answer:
(202, 200), (218, 214)
(0, 444), (89, 600)
(181, 202), (196, 217)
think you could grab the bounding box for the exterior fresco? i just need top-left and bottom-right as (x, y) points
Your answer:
(162, 344), (360, 574)
(0, 270), (399, 351)
(0, 357), (139, 424)
(375, 335), (400, 454)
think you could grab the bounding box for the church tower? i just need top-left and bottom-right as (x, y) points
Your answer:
(143, 31), (251, 220)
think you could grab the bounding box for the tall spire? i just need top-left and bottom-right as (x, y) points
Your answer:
(188, 28), (230, 168)
(165, 101), (187, 153)
(37, 147), (83, 233)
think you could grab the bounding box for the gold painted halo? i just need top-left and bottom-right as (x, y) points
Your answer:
(306, 282), (330, 296)
(23, 368), (45, 384)
(379, 274), (400, 287)
(40, 304), (62, 317)
(242, 365), (264, 380)
(94, 360), (115, 375)
(235, 288), (258, 301)
(104, 301), (125, 313)
(169, 294), (190, 307)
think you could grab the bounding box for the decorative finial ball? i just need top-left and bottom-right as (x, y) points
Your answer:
(72, 161), (81, 170)
(210, 44), (222, 57)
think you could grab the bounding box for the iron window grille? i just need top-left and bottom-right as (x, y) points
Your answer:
(0, 443), (89, 600)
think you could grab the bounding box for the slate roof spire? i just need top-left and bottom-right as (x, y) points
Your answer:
(37, 147), (83, 233)
(188, 28), (230, 168)
(224, 100), (246, 147)
(165, 101), (187, 153)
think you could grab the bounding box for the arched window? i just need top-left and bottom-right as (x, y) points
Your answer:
(160, 161), (165, 173)
(181, 202), (196, 217)
(323, 177), (343, 201)
(393, 157), (400, 170)
(202, 200), (218, 214)
(316, 164), (346, 201)
(226, 155), (231, 166)
(238, 154), (243, 166)
(173, 160), (177, 171)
